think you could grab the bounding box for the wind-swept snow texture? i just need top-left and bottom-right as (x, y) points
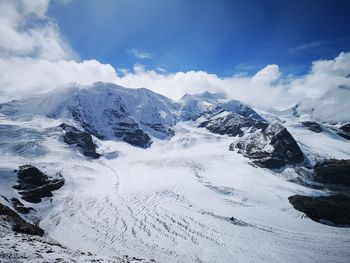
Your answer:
(0, 82), (349, 263)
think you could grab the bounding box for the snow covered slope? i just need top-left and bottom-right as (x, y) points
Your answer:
(0, 82), (350, 263)
(0, 82), (179, 147)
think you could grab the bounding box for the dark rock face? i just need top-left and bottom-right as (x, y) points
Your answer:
(337, 132), (350, 140)
(69, 105), (104, 139)
(340, 123), (350, 133)
(0, 203), (44, 236)
(200, 109), (304, 169)
(13, 165), (65, 203)
(301, 121), (323, 133)
(199, 112), (268, 137)
(314, 159), (350, 186)
(288, 194), (350, 227)
(69, 97), (152, 148)
(10, 198), (34, 214)
(230, 123), (304, 169)
(103, 109), (152, 148)
(60, 123), (101, 158)
(336, 123), (350, 140)
(140, 121), (175, 139)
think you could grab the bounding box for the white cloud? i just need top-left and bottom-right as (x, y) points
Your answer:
(115, 54), (350, 122)
(128, 49), (152, 59)
(116, 64), (290, 108)
(289, 52), (350, 122)
(0, 0), (349, 122)
(0, 0), (71, 60)
(252, 64), (280, 85)
(0, 0), (118, 100)
(0, 57), (118, 99)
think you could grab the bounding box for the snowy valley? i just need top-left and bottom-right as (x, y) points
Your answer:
(0, 82), (350, 262)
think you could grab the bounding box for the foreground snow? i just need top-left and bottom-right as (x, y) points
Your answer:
(0, 228), (150, 263)
(1, 115), (349, 262)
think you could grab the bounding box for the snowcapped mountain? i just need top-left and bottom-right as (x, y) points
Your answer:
(1, 82), (179, 148)
(0, 82), (350, 262)
(0, 82), (267, 148)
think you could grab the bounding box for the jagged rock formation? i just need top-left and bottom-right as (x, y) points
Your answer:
(336, 123), (350, 140)
(288, 194), (350, 227)
(340, 123), (350, 132)
(314, 159), (350, 186)
(230, 123), (304, 169)
(0, 203), (44, 236)
(186, 92), (269, 138)
(301, 121), (323, 133)
(69, 98), (153, 148)
(60, 123), (101, 158)
(10, 198), (34, 214)
(13, 165), (64, 203)
(192, 98), (305, 169)
(180, 91), (265, 123)
(200, 112), (268, 137)
(64, 83), (178, 146)
(0, 83), (180, 148)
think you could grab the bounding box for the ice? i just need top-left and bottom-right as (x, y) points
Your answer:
(0, 83), (349, 262)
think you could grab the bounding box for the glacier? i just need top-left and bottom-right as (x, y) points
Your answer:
(0, 82), (349, 262)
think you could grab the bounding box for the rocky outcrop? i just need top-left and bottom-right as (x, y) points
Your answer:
(288, 194), (350, 227)
(10, 198), (34, 214)
(198, 105), (305, 169)
(336, 123), (350, 140)
(60, 123), (101, 158)
(104, 109), (152, 148)
(70, 105), (152, 149)
(230, 123), (304, 169)
(13, 165), (64, 203)
(340, 123), (350, 132)
(66, 85), (176, 147)
(314, 159), (350, 186)
(140, 121), (175, 139)
(0, 203), (44, 236)
(199, 112), (268, 137)
(301, 121), (323, 133)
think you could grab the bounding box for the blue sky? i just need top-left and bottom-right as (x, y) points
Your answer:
(1, 0), (350, 118)
(48, 0), (350, 76)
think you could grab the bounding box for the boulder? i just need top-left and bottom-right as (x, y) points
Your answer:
(314, 159), (350, 186)
(60, 123), (101, 158)
(230, 123), (304, 169)
(288, 194), (350, 227)
(301, 121), (323, 133)
(0, 203), (44, 236)
(13, 165), (65, 203)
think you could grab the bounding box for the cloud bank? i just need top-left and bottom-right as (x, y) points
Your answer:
(0, 0), (118, 99)
(0, 0), (349, 122)
(116, 56), (350, 122)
